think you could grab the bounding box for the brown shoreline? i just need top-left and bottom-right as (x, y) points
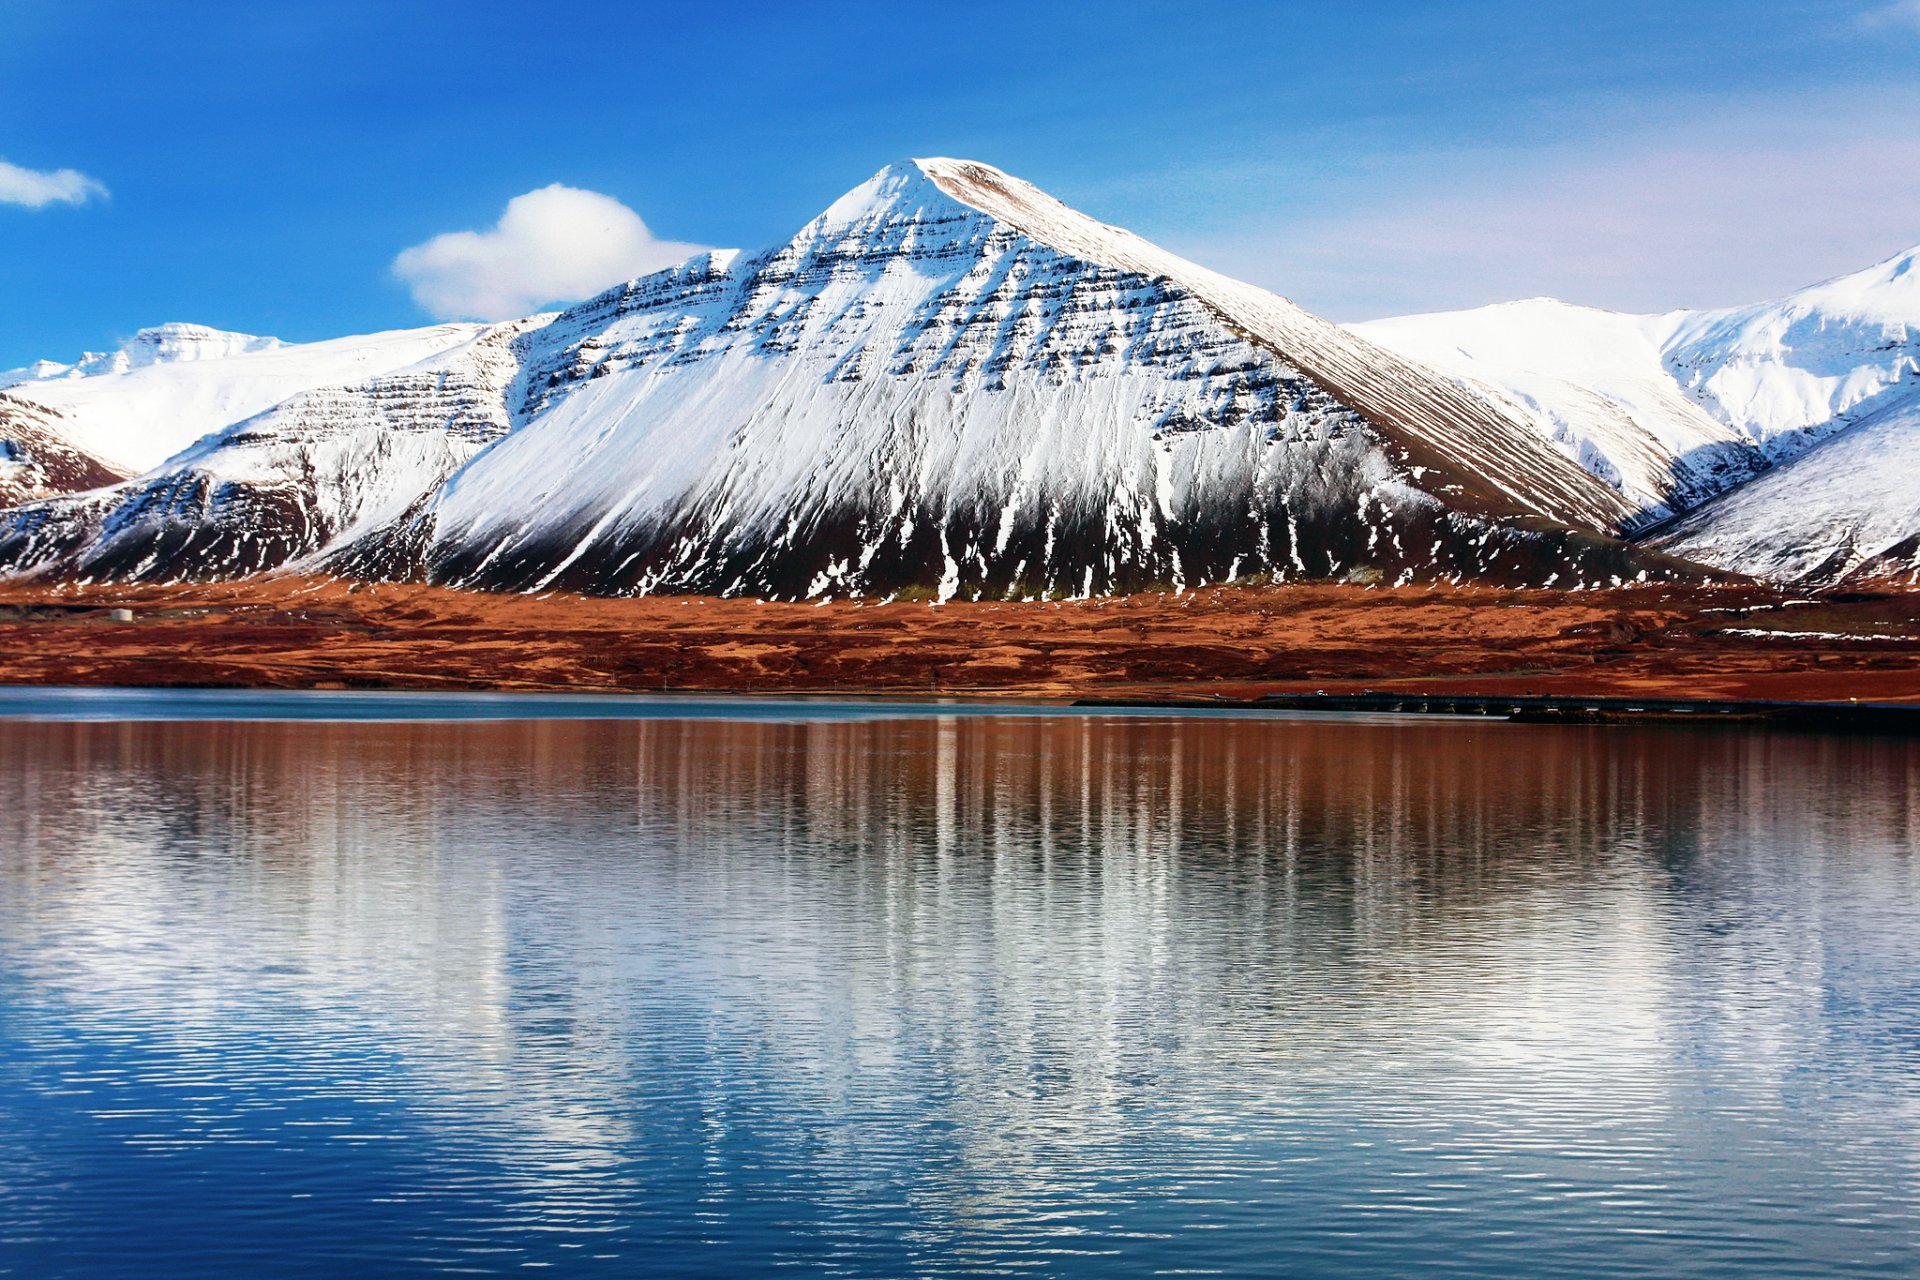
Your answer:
(2, 575), (1919, 705)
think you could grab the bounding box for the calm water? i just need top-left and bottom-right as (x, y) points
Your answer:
(1, 697), (1918, 1278)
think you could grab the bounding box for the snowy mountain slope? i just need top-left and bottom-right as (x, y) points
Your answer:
(0, 321), (485, 472)
(0, 320), (542, 583)
(1647, 249), (1920, 586)
(1358, 245), (1920, 585)
(1656, 245), (1920, 460)
(405, 159), (1666, 600)
(1352, 301), (1765, 523)
(1650, 397), (1920, 585)
(1358, 247), (1920, 517)
(0, 393), (128, 506)
(920, 162), (1637, 531)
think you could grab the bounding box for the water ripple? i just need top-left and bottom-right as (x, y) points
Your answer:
(0, 715), (1917, 1277)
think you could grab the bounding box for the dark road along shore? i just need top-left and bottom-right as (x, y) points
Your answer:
(1076, 691), (1920, 732)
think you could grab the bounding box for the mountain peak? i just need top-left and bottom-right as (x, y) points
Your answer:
(4, 323), (287, 386)
(797, 159), (977, 243)
(121, 323), (284, 368)
(802, 157), (1140, 268)
(796, 158), (1259, 312)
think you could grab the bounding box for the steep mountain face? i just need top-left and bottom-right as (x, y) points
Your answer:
(0, 322), (539, 583)
(0, 394), (129, 506)
(392, 159), (1661, 600)
(1, 321), (486, 472)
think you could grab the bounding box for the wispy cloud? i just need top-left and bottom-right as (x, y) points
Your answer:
(1180, 88), (1920, 320)
(1860, 0), (1920, 31)
(0, 159), (107, 209)
(393, 185), (707, 321)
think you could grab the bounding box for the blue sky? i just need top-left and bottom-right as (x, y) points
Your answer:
(4, 0), (1918, 367)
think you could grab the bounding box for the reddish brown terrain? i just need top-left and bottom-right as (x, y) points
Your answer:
(0, 575), (1917, 703)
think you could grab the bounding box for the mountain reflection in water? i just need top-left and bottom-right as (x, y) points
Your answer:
(2, 712), (1918, 1278)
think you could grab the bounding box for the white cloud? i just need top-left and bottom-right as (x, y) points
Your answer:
(0, 159), (107, 208)
(393, 185), (706, 321)
(1861, 1), (1920, 31)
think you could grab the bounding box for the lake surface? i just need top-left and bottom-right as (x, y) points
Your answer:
(2, 696), (1918, 1277)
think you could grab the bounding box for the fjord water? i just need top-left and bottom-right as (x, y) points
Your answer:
(1, 707), (1917, 1278)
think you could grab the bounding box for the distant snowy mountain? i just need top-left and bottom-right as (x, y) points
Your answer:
(2, 323), (286, 382)
(1644, 247), (1920, 585)
(1, 322), (485, 472)
(1360, 245), (1920, 584)
(1660, 246), (1920, 460)
(1353, 300), (1765, 524)
(0, 321), (540, 583)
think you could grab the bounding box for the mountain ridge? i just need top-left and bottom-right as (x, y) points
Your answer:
(0, 321), (488, 473)
(3, 159), (1913, 595)
(1358, 239), (1920, 585)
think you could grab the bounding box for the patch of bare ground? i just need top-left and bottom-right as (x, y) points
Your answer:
(0, 576), (1917, 703)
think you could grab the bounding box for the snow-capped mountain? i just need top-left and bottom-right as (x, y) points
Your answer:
(1, 321), (486, 473)
(0, 159), (1683, 596)
(1661, 245), (1920, 459)
(10, 158), (1915, 595)
(1360, 246), (1920, 584)
(3, 323), (285, 382)
(0, 321), (540, 583)
(1648, 248), (1920, 585)
(407, 159), (1662, 598)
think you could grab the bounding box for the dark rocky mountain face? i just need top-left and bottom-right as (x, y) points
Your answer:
(0, 394), (127, 507)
